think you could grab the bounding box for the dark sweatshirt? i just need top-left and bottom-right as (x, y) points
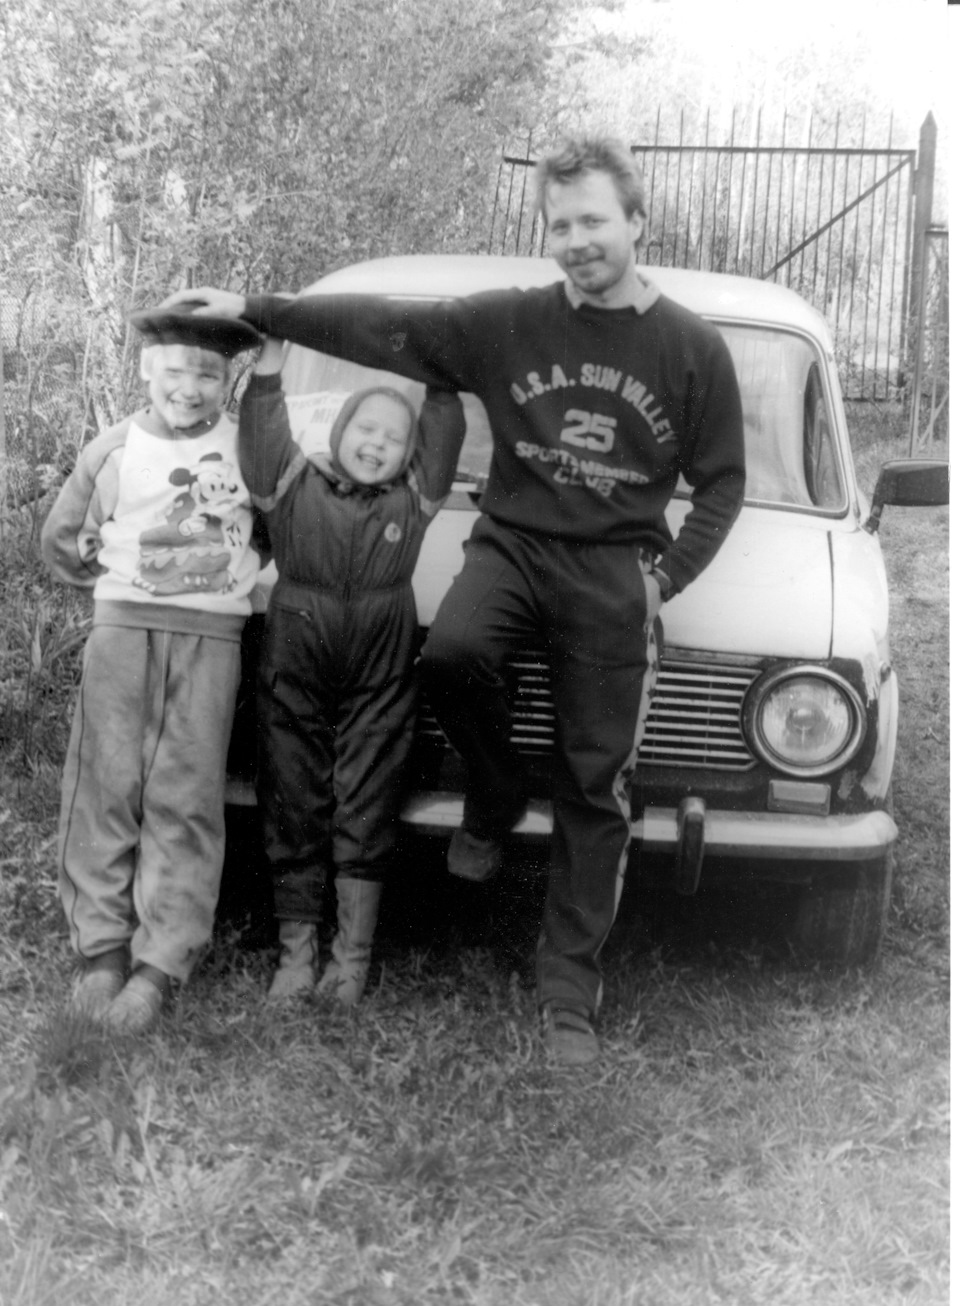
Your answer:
(243, 278), (745, 594)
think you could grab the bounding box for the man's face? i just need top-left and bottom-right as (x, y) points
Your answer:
(144, 344), (230, 430)
(337, 393), (412, 485)
(544, 169), (645, 306)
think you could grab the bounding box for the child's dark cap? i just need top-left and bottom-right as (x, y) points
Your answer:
(130, 305), (261, 358)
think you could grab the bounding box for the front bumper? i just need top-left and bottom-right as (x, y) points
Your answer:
(400, 791), (897, 866)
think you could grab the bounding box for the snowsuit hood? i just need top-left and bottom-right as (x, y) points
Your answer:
(327, 386), (418, 488)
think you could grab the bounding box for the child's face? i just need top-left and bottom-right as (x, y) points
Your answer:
(144, 344), (230, 430)
(337, 394), (413, 485)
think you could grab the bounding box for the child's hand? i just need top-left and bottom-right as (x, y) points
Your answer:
(254, 337), (285, 375)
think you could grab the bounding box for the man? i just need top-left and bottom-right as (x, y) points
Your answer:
(166, 134), (745, 1065)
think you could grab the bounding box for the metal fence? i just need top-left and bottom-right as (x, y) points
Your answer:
(0, 110), (947, 479)
(489, 111), (941, 407)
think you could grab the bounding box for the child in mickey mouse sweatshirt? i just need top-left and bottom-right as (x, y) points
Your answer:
(41, 311), (263, 1034)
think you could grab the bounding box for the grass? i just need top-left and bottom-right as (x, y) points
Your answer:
(0, 411), (948, 1305)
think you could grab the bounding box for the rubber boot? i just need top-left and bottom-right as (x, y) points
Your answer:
(317, 877), (382, 1006)
(267, 919), (319, 1001)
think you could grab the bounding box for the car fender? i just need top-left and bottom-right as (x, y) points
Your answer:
(830, 525), (891, 685)
(855, 667), (898, 803)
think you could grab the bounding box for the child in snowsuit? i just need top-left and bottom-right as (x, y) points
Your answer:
(239, 338), (464, 1002)
(41, 308), (263, 1034)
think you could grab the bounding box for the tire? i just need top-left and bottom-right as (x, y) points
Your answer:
(788, 847), (893, 966)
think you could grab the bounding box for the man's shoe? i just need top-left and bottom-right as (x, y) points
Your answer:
(541, 1004), (600, 1067)
(447, 828), (504, 883)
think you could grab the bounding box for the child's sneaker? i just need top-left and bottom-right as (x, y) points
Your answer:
(540, 1003), (600, 1067)
(105, 969), (170, 1035)
(70, 949), (128, 1020)
(71, 969), (126, 1020)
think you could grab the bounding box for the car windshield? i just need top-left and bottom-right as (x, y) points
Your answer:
(281, 319), (845, 512)
(719, 325), (844, 510)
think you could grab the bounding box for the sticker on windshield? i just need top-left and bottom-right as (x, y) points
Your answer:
(284, 391), (353, 457)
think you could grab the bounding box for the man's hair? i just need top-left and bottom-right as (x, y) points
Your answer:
(535, 135), (647, 222)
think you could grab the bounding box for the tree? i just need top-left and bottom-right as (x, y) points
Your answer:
(1, 0), (582, 425)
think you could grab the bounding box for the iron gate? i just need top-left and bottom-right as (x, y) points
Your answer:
(489, 111), (936, 404)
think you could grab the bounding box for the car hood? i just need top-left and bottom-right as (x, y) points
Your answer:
(413, 502), (837, 660)
(663, 506), (834, 658)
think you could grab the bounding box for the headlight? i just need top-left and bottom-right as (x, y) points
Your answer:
(745, 667), (865, 777)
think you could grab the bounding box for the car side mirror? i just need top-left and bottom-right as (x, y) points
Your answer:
(864, 458), (949, 534)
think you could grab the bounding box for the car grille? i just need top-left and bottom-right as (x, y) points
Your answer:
(639, 660), (758, 769)
(417, 652), (759, 772)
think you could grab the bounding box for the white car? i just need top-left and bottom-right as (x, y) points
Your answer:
(228, 255), (948, 966)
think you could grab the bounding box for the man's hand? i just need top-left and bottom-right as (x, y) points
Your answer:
(642, 570), (663, 623)
(158, 287), (245, 318)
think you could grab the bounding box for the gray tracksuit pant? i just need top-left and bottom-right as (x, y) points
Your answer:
(57, 624), (240, 982)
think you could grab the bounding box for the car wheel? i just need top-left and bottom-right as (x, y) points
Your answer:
(788, 846), (893, 966)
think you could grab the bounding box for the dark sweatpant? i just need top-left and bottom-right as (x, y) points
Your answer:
(420, 516), (661, 1017)
(256, 579), (419, 921)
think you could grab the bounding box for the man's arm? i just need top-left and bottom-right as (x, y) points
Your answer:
(655, 333), (746, 598)
(161, 285), (478, 393)
(246, 293), (480, 393)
